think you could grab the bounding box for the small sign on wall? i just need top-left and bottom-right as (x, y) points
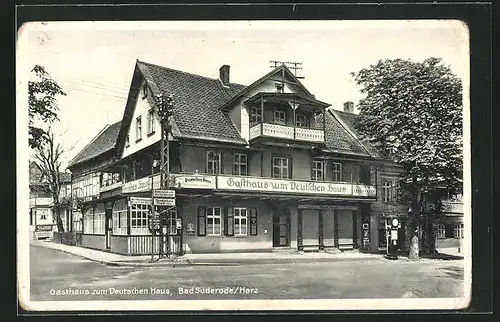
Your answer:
(187, 222), (195, 235)
(362, 223), (369, 230)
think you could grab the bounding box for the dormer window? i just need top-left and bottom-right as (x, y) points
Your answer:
(275, 83), (284, 93)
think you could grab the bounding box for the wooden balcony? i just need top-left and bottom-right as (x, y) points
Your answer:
(249, 123), (325, 143)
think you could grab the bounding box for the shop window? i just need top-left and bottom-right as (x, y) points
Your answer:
(112, 208), (127, 235)
(273, 109), (287, 125)
(233, 153), (248, 176)
(454, 223), (464, 239)
(332, 162), (342, 182)
(206, 150), (221, 174)
(147, 109), (155, 135)
(272, 156), (290, 179)
(136, 116), (142, 141)
(250, 106), (262, 124)
(234, 208), (248, 236)
(206, 207), (222, 236)
(130, 203), (149, 235)
(166, 209), (178, 236)
(436, 223), (446, 239)
(296, 113), (308, 128)
(312, 158), (325, 181)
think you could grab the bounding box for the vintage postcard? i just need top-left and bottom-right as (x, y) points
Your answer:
(17, 20), (471, 312)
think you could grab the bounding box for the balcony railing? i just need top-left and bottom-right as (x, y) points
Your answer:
(249, 123), (324, 143)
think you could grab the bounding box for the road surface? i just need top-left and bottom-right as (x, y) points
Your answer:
(28, 245), (464, 301)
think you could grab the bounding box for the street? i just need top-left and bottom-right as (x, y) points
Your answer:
(29, 245), (464, 301)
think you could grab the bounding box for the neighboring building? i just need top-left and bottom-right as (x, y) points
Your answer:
(66, 60), (462, 255)
(29, 161), (72, 240)
(434, 194), (464, 251)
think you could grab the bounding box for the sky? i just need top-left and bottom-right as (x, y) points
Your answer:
(17, 20), (469, 169)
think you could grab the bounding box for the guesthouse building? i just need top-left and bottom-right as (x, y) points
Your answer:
(67, 60), (435, 255)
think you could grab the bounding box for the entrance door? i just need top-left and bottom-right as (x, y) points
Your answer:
(105, 209), (112, 250)
(273, 209), (290, 247)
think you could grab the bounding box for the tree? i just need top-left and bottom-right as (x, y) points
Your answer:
(33, 129), (68, 232)
(29, 65), (66, 149)
(351, 57), (463, 256)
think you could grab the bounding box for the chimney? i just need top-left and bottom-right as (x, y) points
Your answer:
(343, 101), (354, 113)
(219, 65), (230, 86)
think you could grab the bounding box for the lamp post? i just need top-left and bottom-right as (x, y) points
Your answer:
(154, 93), (174, 258)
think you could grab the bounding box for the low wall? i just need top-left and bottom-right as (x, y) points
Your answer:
(53, 232), (82, 246)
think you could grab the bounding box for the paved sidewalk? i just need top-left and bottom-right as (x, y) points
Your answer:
(30, 240), (387, 267)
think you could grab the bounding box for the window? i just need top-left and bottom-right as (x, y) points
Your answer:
(332, 162), (342, 182)
(125, 134), (130, 147)
(130, 203), (149, 235)
(273, 109), (287, 125)
(147, 109), (155, 135)
(312, 158), (325, 181)
(250, 106), (262, 124)
(112, 200), (128, 235)
(272, 156), (290, 179)
(275, 83), (284, 93)
(206, 150), (221, 174)
(40, 214), (47, 220)
(83, 210), (93, 234)
(93, 211), (105, 234)
(454, 223), (464, 239)
(206, 207), (222, 236)
(296, 113), (308, 127)
(73, 211), (82, 232)
(136, 116), (142, 141)
(233, 153), (248, 176)
(234, 208), (248, 236)
(437, 223), (446, 239)
(382, 181), (394, 203)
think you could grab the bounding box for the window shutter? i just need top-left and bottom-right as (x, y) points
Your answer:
(197, 206), (206, 236)
(445, 223), (454, 238)
(250, 208), (258, 235)
(224, 207), (234, 236)
(288, 157), (293, 179)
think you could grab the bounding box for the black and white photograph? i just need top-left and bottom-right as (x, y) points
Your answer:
(17, 19), (470, 311)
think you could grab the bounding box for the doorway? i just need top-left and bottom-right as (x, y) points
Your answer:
(273, 208), (290, 247)
(105, 209), (112, 250)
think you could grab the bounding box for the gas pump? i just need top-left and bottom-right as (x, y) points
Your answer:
(385, 218), (401, 260)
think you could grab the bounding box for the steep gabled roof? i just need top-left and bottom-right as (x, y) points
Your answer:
(329, 110), (381, 158)
(115, 60), (248, 158)
(322, 110), (375, 157)
(218, 64), (315, 112)
(68, 121), (121, 168)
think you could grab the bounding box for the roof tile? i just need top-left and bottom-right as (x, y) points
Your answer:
(68, 121), (121, 167)
(138, 61), (247, 144)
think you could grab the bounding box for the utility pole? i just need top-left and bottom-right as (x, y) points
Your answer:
(155, 93), (174, 258)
